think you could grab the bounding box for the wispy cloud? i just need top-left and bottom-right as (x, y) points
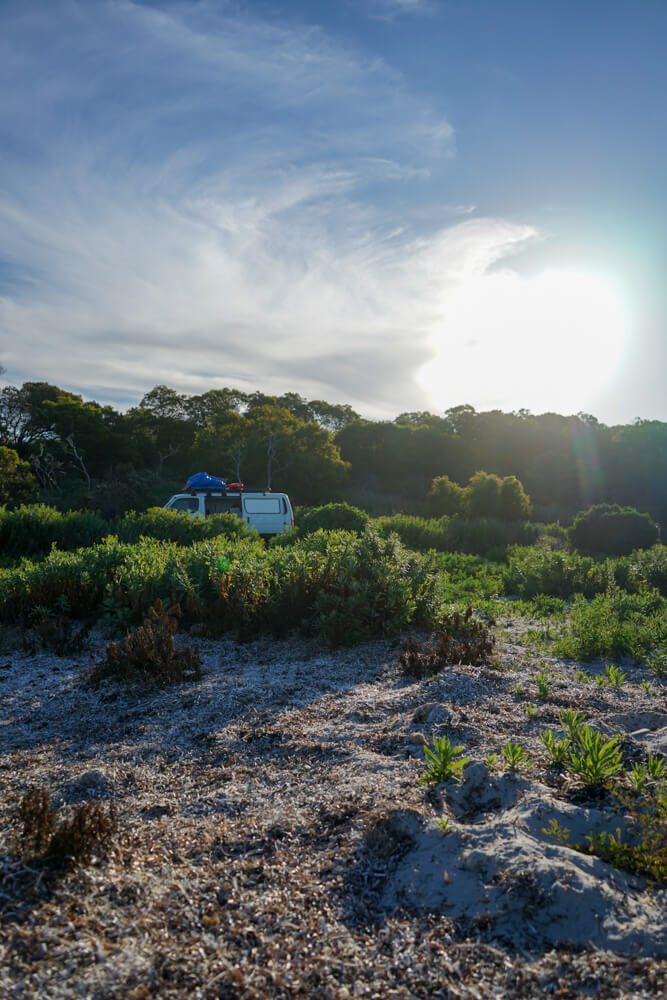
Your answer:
(363, 0), (436, 21)
(0, 0), (537, 417)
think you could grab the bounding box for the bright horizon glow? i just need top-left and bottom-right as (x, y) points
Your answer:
(418, 270), (627, 415)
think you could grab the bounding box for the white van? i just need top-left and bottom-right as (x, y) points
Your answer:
(163, 489), (294, 537)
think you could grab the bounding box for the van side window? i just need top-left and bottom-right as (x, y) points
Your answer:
(244, 498), (282, 514)
(205, 496), (243, 516)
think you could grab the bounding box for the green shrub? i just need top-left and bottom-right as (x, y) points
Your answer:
(115, 507), (250, 545)
(426, 476), (465, 517)
(566, 726), (624, 786)
(375, 514), (451, 552)
(293, 528), (442, 645)
(465, 471), (532, 521)
(570, 504), (660, 556)
(376, 514), (540, 559)
(0, 504), (109, 560)
(503, 546), (606, 598)
(552, 588), (666, 661)
(297, 502), (370, 536)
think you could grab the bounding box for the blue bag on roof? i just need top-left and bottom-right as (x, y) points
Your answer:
(185, 472), (226, 491)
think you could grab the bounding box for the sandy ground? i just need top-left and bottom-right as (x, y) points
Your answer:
(0, 618), (665, 998)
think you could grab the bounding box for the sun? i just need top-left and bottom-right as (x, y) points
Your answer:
(418, 268), (627, 414)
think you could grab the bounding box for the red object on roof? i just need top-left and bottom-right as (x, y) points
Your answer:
(226, 482), (244, 491)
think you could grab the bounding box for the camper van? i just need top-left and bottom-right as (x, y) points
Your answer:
(163, 487), (294, 538)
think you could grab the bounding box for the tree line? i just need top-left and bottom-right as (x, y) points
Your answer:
(0, 380), (665, 527)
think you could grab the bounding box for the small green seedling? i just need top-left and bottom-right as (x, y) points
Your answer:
(524, 702), (540, 720)
(502, 741), (531, 772)
(514, 683), (524, 696)
(627, 764), (649, 794)
(647, 755), (665, 781)
(437, 817), (452, 835)
(542, 818), (571, 845)
(567, 726), (623, 787)
(559, 707), (587, 743)
(641, 680), (652, 694)
(603, 664), (626, 689)
(535, 670), (553, 700)
(485, 752), (498, 769)
(421, 736), (469, 785)
(577, 670), (594, 684)
(540, 729), (571, 765)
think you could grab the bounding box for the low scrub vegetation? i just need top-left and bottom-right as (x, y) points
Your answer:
(1, 526), (446, 646)
(14, 786), (116, 865)
(399, 607), (496, 678)
(89, 600), (202, 687)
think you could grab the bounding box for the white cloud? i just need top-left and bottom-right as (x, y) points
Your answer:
(0, 0), (540, 418)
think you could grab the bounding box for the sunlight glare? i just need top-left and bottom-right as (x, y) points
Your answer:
(418, 269), (627, 414)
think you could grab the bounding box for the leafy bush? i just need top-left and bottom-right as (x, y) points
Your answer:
(297, 502), (370, 536)
(465, 471), (532, 521)
(296, 528), (442, 646)
(442, 517), (540, 558)
(0, 504), (108, 560)
(399, 606), (496, 678)
(503, 546), (606, 598)
(376, 514), (540, 558)
(89, 600), (201, 687)
(0, 538), (132, 622)
(570, 504), (660, 556)
(116, 507), (250, 545)
(426, 476), (465, 517)
(502, 742), (531, 772)
(0, 503), (252, 564)
(552, 587), (666, 661)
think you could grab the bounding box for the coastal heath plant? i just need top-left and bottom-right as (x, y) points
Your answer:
(567, 726), (623, 787)
(502, 741), (531, 772)
(421, 736), (469, 785)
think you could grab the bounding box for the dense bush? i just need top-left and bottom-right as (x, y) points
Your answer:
(375, 514), (451, 552)
(465, 471), (532, 521)
(0, 527), (445, 646)
(115, 507), (250, 544)
(552, 587), (666, 661)
(426, 476), (465, 517)
(375, 514), (540, 558)
(0, 504), (108, 560)
(503, 547), (606, 598)
(0, 503), (251, 562)
(504, 543), (667, 599)
(570, 504), (660, 556)
(297, 502), (370, 536)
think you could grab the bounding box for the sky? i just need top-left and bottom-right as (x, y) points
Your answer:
(0, 0), (665, 424)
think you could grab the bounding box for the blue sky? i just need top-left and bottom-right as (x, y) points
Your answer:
(1, 0), (665, 423)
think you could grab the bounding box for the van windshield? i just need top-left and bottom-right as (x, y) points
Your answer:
(170, 497), (199, 514)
